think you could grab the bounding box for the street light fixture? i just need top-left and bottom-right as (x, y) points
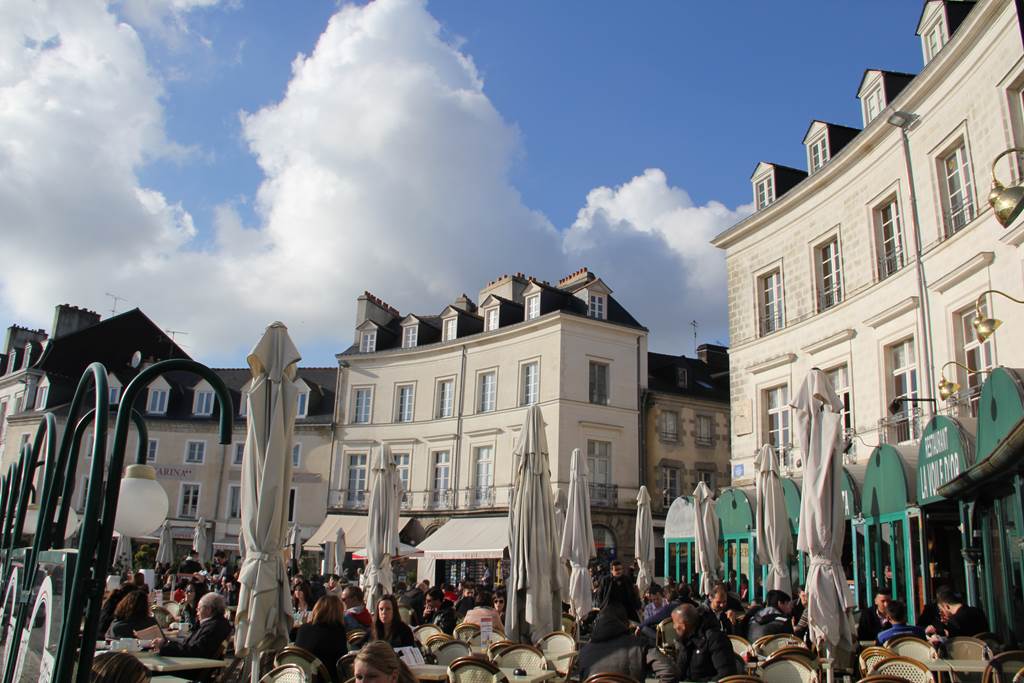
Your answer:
(936, 360), (986, 400)
(988, 147), (1024, 227)
(972, 288), (1024, 342)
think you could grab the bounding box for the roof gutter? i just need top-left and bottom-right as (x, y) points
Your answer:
(936, 417), (1024, 499)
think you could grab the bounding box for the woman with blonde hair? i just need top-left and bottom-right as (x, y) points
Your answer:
(90, 652), (148, 683)
(354, 640), (419, 683)
(295, 594), (348, 682)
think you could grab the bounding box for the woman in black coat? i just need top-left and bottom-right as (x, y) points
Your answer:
(295, 595), (349, 682)
(371, 594), (416, 648)
(106, 590), (158, 639)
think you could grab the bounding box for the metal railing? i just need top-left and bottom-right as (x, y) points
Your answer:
(658, 429), (679, 442)
(877, 252), (906, 281)
(589, 482), (619, 506)
(759, 313), (785, 337)
(939, 384), (983, 419)
(817, 287), (843, 313)
(344, 490), (367, 509)
(943, 200), (976, 238)
(471, 486), (495, 508)
(878, 409), (921, 444)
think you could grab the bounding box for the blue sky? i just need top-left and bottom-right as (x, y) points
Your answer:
(2, 0), (927, 366)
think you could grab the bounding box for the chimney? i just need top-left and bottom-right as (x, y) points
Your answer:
(697, 343), (729, 377)
(451, 294), (477, 314)
(354, 291), (400, 344)
(51, 304), (101, 339)
(3, 324), (47, 355)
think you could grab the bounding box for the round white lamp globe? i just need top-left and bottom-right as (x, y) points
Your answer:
(113, 464), (168, 539)
(22, 502), (79, 540)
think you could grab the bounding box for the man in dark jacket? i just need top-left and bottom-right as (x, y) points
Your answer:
(155, 592), (232, 659)
(598, 561), (642, 622)
(423, 587), (457, 635)
(746, 590), (794, 642)
(672, 604), (738, 681)
(579, 606), (645, 680)
(929, 588), (989, 638)
(454, 581), (476, 619)
(857, 588), (891, 642)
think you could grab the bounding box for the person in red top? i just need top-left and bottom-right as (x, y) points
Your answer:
(443, 584), (458, 603)
(341, 584), (373, 630)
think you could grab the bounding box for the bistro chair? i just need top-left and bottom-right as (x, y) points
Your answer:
(448, 656), (508, 683)
(275, 644), (332, 683)
(337, 653), (358, 682)
(454, 623), (482, 646)
(855, 677), (911, 683)
(860, 647), (896, 678)
(766, 646), (819, 668)
(728, 635), (752, 657)
(427, 634), (456, 654)
(347, 629), (368, 648)
(754, 634), (806, 656)
(259, 664), (306, 683)
(560, 614), (577, 638)
(487, 640), (516, 661)
(537, 630), (576, 673)
(1012, 666), (1024, 683)
(493, 644), (547, 673)
(655, 618), (677, 656)
(870, 656), (933, 683)
(435, 640), (473, 666)
(759, 655), (818, 683)
(983, 651), (1024, 683)
(719, 677), (761, 683)
(416, 624), (445, 646)
(948, 636), (988, 660)
(886, 635), (935, 662)
(581, 674), (640, 683)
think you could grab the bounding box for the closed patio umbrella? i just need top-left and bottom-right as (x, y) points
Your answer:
(286, 523), (302, 574)
(193, 517), (209, 566)
(332, 526), (346, 576)
(155, 522), (174, 567)
(693, 480), (719, 597)
(234, 322), (300, 682)
(365, 445), (400, 606)
(635, 485), (655, 597)
(507, 404), (562, 643)
(113, 533), (132, 573)
(553, 487), (570, 604)
(755, 444), (792, 594)
(559, 447), (594, 620)
(791, 368), (852, 650)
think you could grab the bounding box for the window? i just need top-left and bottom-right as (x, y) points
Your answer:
(402, 326), (418, 349)
(436, 379), (454, 418)
(520, 362), (539, 406)
(826, 365), (853, 435)
(486, 308), (499, 331)
(755, 175), (774, 210)
(816, 237), (843, 311)
(525, 295), (540, 321)
(696, 468), (715, 489)
(876, 198), (905, 279)
(809, 136), (829, 173)
(444, 318), (457, 341)
(960, 303), (995, 415)
(239, 392), (247, 418)
(347, 453), (368, 505)
(359, 331), (376, 353)
(474, 445), (494, 504)
(589, 361), (609, 405)
(0, 400), (7, 441)
(676, 367), (688, 388)
(296, 392), (308, 418)
(146, 439), (158, 463)
(941, 142), (975, 235)
(889, 339), (919, 442)
(478, 371), (497, 412)
(696, 415), (713, 445)
(109, 385), (121, 404)
(288, 488), (297, 522)
(864, 87), (884, 124)
(185, 440), (206, 464)
(352, 387), (372, 424)
(660, 466), (681, 506)
(589, 294), (606, 320)
(924, 21), (945, 63)
(228, 485), (241, 519)
(292, 443), (302, 468)
(179, 483), (200, 519)
(765, 386), (791, 462)
(35, 385), (48, 411)
(587, 440), (612, 504)
(658, 411), (679, 442)
(194, 390), (214, 416)
(432, 451), (451, 506)
(394, 452), (410, 498)
(395, 384), (415, 422)
(233, 442), (245, 465)
(147, 387), (168, 414)
(759, 269), (784, 335)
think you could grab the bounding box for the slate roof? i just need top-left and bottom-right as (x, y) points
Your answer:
(647, 352), (729, 403)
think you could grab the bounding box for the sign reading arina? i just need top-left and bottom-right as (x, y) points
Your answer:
(916, 417), (972, 505)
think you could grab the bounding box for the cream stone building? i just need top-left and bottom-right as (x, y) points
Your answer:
(713, 0), (1022, 485)
(311, 269), (648, 582)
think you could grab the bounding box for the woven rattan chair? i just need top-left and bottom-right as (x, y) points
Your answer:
(415, 624), (445, 646)
(448, 656), (509, 683)
(494, 644), (547, 672)
(983, 651), (1024, 683)
(870, 656), (933, 683)
(487, 640), (516, 661)
(337, 653), (357, 682)
(259, 664), (306, 683)
(435, 640), (472, 666)
(454, 623), (481, 646)
(885, 635), (934, 662)
(347, 629), (368, 648)
(755, 634), (806, 656)
(728, 635), (751, 657)
(1012, 666), (1024, 683)
(765, 646), (818, 668)
(759, 655), (818, 683)
(561, 614), (577, 638)
(855, 677), (912, 683)
(275, 644), (331, 683)
(860, 647), (896, 678)
(719, 677), (761, 683)
(656, 617), (677, 656)
(948, 636), (987, 660)
(581, 674), (640, 683)
(537, 630), (576, 675)
(427, 633), (456, 653)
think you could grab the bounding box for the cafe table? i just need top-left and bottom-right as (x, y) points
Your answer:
(134, 653), (229, 673)
(410, 664), (555, 683)
(924, 659), (991, 674)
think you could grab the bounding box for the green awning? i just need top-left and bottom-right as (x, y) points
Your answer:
(664, 495), (695, 540)
(916, 415), (975, 505)
(781, 478), (800, 534)
(862, 444), (914, 519)
(976, 367), (1024, 462)
(841, 467), (858, 519)
(716, 488), (753, 535)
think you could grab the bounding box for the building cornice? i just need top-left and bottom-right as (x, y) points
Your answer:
(802, 328), (857, 355)
(932, 252), (994, 293)
(747, 353), (797, 375)
(864, 296), (919, 328)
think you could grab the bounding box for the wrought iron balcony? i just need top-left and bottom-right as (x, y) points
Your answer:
(589, 482), (618, 506)
(817, 287), (843, 313)
(878, 410), (921, 444)
(759, 313), (785, 337)
(471, 486), (495, 508)
(943, 199), (976, 238)
(344, 490), (367, 510)
(877, 251), (906, 281)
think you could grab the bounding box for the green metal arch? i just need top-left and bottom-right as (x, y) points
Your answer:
(781, 478), (800, 534)
(976, 367), (1024, 463)
(861, 444), (910, 518)
(716, 487), (754, 535)
(841, 467), (858, 519)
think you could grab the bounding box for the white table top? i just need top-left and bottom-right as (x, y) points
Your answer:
(135, 653), (228, 673)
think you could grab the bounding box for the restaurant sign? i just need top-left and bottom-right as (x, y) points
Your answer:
(916, 415), (974, 505)
(155, 465), (197, 481)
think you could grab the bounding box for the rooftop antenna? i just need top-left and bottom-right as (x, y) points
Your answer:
(105, 292), (127, 315)
(164, 329), (189, 341)
(690, 320), (698, 355)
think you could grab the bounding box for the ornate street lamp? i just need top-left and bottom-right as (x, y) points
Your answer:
(971, 289), (1024, 343)
(988, 147), (1024, 227)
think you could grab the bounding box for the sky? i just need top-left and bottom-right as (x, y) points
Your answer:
(1, 0), (926, 367)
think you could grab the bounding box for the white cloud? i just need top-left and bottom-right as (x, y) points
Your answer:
(0, 0), (746, 366)
(113, 0), (222, 47)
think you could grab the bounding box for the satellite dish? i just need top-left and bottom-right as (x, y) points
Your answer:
(130, 351), (142, 368)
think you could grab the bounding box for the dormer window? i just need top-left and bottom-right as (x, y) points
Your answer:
(808, 135), (829, 174)
(486, 308), (499, 331)
(359, 330), (376, 353)
(676, 368), (688, 389)
(296, 391), (309, 418)
(525, 295), (540, 321)
(402, 326), (417, 349)
(194, 389), (215, 416)
(35, 384), (48, 411)
(443, 318), (457, 341)
(864, 87), (884, 124)
(922, 18), (946, 64)
(109, 385), (121, 404)
(755, 174), (774, 210)
(589, 294), (606, 320)
(147, 387), (168, 414)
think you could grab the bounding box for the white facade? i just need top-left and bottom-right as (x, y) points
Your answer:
(713, 0), (1024, 485)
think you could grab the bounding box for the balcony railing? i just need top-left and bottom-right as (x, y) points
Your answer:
(939, 384), (984, 420)
(471, 486), (495, 508)
(878, 409), (921, 444)
(943, 200), (976, 238)
(430, 489), (454, 509)
(759, 313), (784, 337)
(589, 482), (618, 506)
(817, 287), (843, 313)
(877, 252), (906, 281)
(329, 483), (636, 513)
(344, 490), (367, 509)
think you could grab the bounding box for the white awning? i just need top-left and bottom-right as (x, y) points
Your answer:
(416, 516), (508, 560)
(305, 514), (411, 551)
